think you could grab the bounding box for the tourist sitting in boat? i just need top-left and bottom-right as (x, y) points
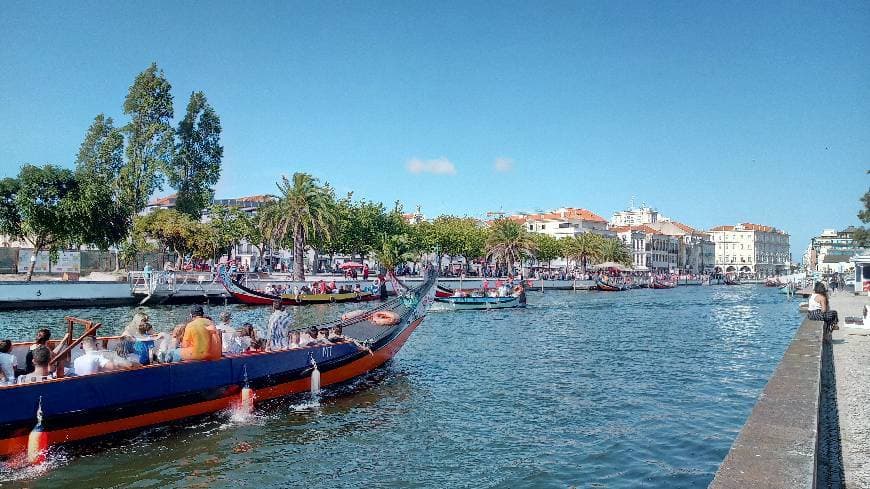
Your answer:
(178, 306), (221, 361)
(74, 335), (128, 376)
(0, 339), (16, 386)
(288, 330), (301, 348)
(267, 300), (293, 350)
(234, 322), (263, 353)
(318, 328), (331, 344)
(155, 323), (185, 362)
(216, 311), (237, 353)
(24, 328), (52, 374)
(17, 345), (52, 384)
(328, 325), (344, 342)
(808, 282), (839, 341)
(120, 314), (156, 365)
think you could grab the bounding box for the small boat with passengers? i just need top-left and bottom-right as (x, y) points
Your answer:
(0, 272), (436, 463)
(434, 283), (527, 311)
(596, 277), (627, 292)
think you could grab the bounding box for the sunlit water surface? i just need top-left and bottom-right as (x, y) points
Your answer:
(0, 286), (799, 488)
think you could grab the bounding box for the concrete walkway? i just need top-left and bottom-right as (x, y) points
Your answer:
(828, 293), (870, 488)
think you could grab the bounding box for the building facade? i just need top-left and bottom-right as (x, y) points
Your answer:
(708, 223), (790, 277)
(514, 207), (613, 238)
(611, 225), (679, 272)
(610, 206), (663, 227)
(807, 227), (864, 273)
(644, 221), (715, 274)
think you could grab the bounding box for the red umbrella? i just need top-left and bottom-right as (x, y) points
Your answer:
(339, 262), (364, 270)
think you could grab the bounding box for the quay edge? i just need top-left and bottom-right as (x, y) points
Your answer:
(709, 317), (825, 488)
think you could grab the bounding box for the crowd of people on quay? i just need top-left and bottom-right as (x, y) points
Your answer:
(0, 300), (353, 387)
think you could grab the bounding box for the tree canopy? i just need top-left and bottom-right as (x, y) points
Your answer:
(170, 91), (223, 217)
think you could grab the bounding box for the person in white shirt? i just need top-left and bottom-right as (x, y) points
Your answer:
(0, 339), (17, 385)
(73, 335), (114, 376)
(17, 345), (52, 385)
(216, 311), (237, 353)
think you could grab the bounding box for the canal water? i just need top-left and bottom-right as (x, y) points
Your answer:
(0, 285), (800, 488)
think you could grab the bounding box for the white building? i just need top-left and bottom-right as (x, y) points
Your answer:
(611, 225), (679, 272)
(610, 206), (670, 227)
(807, 227), (864, 273)
(708, 223), (791, 278)
(512, 207), (613, 238)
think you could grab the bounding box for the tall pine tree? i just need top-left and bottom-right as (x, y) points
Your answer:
(119, 63), (174, 223)
(169, 91), (223, 218)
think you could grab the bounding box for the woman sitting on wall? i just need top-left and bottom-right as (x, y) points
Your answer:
(808, 281), (839, 341)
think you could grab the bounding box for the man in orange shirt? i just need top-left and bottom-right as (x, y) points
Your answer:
(181, 305), (220, 361)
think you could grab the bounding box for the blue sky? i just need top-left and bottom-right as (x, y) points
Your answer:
(1, 1), (868, 260)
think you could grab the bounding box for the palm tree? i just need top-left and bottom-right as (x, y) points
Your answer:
(485, 219), (537, 274)
(599, 237), (632, 266)
(374, 234), (416, 272)
(564, 232), (604, 271)
(274, 173), (336, 280)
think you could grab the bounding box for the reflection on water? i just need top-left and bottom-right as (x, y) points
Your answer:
(0, 286), (799, 488)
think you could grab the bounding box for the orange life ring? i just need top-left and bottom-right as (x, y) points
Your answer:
(513, 285), (523, 294)
(341, 309), (367, 321)
(371, 310), (400, 326)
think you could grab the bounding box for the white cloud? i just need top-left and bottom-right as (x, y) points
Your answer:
(406, 157), (456, 175)
(494, 157), (514, 172)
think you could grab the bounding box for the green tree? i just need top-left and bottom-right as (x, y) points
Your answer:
(374, 234), (415, 272)
(854, 173), (870, 246)
(453, 218), (487, 272)
(599, 237), (632, 266)
(485, 219), (538, 273)
(532, 234), (563, 269)
(170, 91), (223, 218)
(205, 205), (246, 261)
(0, 178), (22, 244)
(564, 232), (604, 271)
(133, 208), (201, 265)
(274, 173), (337, 280)
(71, 114), (130, 252)
(7, 165), (79, 281)
(120, 63), (174, 222)
(238, 201), (282, 270)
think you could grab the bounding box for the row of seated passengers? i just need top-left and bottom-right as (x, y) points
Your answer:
(267, 282), (365, 296)
(0, 305), (346, 387)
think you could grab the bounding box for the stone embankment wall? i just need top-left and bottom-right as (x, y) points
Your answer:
(710, 318), (824, 488)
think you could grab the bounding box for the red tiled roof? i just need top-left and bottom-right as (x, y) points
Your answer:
(670, 221), (697, 234)
(148, 193), (177, 206)
(709, 225), (735, 231)
(509, 207), (607, 223)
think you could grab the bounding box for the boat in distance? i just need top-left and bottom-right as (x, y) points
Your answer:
(434, 294), (525, 311)
(596, 278), (628, 292)
(220, 274), (378, 305)
(0, 273), (436, 461)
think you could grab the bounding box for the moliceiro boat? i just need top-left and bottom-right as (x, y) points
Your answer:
(0, 272), (436, 462)
(650, 280), (676, 289)
(220, 273), (377, 305)
(596, 278), (627, 292)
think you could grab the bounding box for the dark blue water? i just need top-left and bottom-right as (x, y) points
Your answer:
(0, 286), (800, 488)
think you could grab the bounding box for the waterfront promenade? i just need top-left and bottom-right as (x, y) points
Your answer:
(828, 293), (870, 488)
(711, 290), (870, 489)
